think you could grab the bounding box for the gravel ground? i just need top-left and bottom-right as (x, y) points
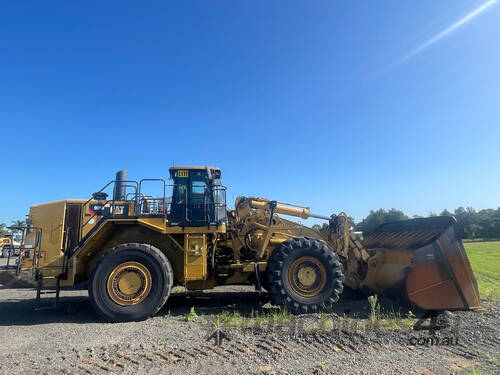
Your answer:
(0, 258), (498, 375)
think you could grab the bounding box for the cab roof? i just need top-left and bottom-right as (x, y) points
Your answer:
(168, 166), (220, 171)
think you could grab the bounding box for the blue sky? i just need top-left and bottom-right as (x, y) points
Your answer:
(1, 0), (499, 225)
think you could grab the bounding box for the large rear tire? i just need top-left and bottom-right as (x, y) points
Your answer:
(266, 237), (344, 313)
(89, 243), (173, 322)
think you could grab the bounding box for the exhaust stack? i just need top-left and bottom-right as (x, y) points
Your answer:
(113, 170), (127, 201)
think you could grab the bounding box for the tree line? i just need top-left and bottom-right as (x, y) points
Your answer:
(313, 207), (500, 240)
(0, 220), (26, 237)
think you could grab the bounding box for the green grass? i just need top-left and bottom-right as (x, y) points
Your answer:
(213, 308), (292, 328)
(464, 241), (500, 300)
(366, 294), (415, 330)
(470, 366), (491, 375)
(304, 302), (415, 333)
(185, 306), (198, 323)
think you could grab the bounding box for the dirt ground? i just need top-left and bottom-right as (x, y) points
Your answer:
(0, 258), (498, 375)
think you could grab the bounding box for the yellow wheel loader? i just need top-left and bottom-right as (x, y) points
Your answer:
(10, 167), (480, 321)
(0, 236), (13, 258)
(0, 235), (18, 259)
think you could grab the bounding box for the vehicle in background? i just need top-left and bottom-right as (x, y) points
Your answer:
(0, 235), (14, 258)
(0, 233), (23, 258)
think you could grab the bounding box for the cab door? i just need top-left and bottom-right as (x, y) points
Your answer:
(169, 169), (210, 226)
(187, 181), (208, 223)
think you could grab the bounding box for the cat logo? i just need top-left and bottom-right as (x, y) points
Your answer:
(89, 203), (128, 217)
(178, 170), (189, 178)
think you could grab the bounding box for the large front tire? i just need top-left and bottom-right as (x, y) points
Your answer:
(266, 237), (344, 313)
(89, 243), (173, 322)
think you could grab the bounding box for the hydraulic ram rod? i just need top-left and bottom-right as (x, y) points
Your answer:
(248, 198), (331, 221)
(308, 213), (331, 220)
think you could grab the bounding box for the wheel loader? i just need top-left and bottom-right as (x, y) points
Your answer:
(9, 167), (480, 321)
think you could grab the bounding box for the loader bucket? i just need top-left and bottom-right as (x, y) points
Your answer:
(362, 216), (481, 310)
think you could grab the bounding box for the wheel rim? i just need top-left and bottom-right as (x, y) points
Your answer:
(107, 261), (152, 306)
(288, 256), (327, 297)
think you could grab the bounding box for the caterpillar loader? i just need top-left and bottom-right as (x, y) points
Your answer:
(9, 167), (480, 321)
(0, 236), (14, 258)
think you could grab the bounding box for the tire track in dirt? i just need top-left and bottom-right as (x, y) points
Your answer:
(67, 331), (400, 374)
(5, 330), (498, 375)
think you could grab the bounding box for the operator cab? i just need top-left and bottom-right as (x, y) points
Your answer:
(168, 166), (226, 226)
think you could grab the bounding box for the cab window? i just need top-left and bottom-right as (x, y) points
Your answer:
(173, 184), (187, 204)
(191, 181), (207, 203)
(192, 182), (206, 194)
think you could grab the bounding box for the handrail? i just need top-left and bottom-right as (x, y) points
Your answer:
(77, 178), (227, 233)
(81, 198), (115, 228)
(80, 180), (140, 238)
(83, 180), (139, 206)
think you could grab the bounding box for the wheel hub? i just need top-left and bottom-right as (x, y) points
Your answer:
(297, 266), (317, 287)
(288, 256), (327, 297)
(107, 261), (152, 306)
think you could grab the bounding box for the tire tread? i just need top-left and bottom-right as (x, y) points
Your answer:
(88, 243), (173, 322)
(266, 237), (344, 314)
